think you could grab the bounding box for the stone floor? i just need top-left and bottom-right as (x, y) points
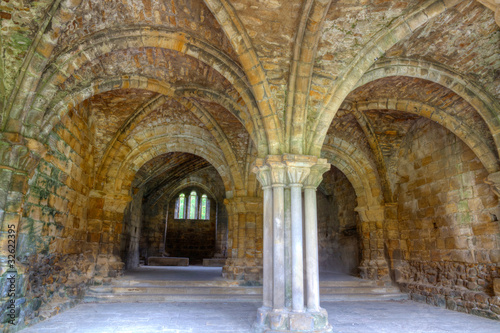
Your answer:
(21, 300), (500, 333)
(19, 268), (500, 332)
(112, 266), (367, 283)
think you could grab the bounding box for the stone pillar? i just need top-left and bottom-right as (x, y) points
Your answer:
(268, 156), (286, 310)
(355, 205), (391, 282)
(253, 155), (332, 333)
(253, 163), (274, 308)
(287, 159), (313, 312)
(384, 203), (407, 282)
(303, 161), (330, 311)
(284, 186), (292, 308)
(89, 190), (129, 283)
(222, 196), (263, 282)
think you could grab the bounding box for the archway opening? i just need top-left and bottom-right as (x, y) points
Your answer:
(317, 165), (361, 276)
(120, 152), (228, 270)
(162, 187), (217, 265)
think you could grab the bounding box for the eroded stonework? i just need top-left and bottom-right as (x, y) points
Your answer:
(0, 0), (499, 331)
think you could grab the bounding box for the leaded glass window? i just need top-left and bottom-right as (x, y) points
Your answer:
(188, 191), (198, 219)
(199, 194), (210, 220)
(175, 193), (186, 219)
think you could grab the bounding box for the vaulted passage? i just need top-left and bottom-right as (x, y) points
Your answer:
(122, 152), (229, 267)
(1, 0), (499, 332)
(317, 166), (360, 276)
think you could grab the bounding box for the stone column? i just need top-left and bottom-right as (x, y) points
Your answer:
(89, 191), (130, 283)
(222, 196), (263, 282)
(384, 203), (407, 282)
(253, 163), (273, 308)
(303, 161), (330, 311)
(267, 156), (287, 310)
(252, 154), (332, 333)
(285, 156), (313, 312)
(284, 186), (292, 308)
(355, 205), (390, 281)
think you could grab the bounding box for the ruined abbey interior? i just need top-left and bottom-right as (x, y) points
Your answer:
(1, 0), (499, 332)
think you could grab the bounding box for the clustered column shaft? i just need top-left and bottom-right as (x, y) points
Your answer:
(290, 183), (304, 312)
(304, 181), (321, 310)
(272, 177), (285, 309)
(253, 154), (331, 333)
(262, 184), (273, 308)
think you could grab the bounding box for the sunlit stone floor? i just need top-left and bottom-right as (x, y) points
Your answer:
(21, 300), (500, 333)
(20, 267), (500, 332)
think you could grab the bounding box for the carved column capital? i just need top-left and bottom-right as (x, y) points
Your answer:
(252, 158), (272, 189)
(304, 158), (330, 189)
(254, 155), (331, 188)
(283, 154), (316, 185)
(265, 155), (287, 186)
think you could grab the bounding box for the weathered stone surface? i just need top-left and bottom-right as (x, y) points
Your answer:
(494, 278), (500, 296)
(1, 0), (499, 331)
(202, 258), (226, 267)
(147, 257), (189, 266)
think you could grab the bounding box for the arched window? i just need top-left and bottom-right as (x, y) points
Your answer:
(199, 194), (210, 220)
(188, 191), (198, 219)
(175, 193), (186, 219)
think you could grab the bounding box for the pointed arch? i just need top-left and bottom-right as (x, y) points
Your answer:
(204, 0), (284, 154)
(343, 98), (499, 174)
(287, 0), (332, 154)
(307, 0), (463, 156)
(20, 27), (268, 156)
(41, 75), (245, 192)
(353, 59), (500, 157)
(321, 140), (384, 208)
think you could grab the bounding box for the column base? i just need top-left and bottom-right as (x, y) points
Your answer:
(253, 306), (332, 333)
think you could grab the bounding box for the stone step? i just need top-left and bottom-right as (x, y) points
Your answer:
(89, 285), (401, 295)
(85, 277), (407, 304)
(95, 286), (262, 295)
(320, 280), (392, 287)
(108, 279), (241, 287)
(321, 286), (402, 294)
(321, 293), (408, 301)
(84, 292), (407, 303)
(84, 293), (262, 303)
(107, 278), (388, 288)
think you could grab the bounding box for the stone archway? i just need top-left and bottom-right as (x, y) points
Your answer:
(316, 165), (361, 276)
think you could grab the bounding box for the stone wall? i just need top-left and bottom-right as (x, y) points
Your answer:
(0, 103), (97, 331)
(222, 196), (263, 282)
(317, 167), (360, 275)
(121, 189), (143, 269)
(141, 186), (218, 264)
(393, 118), (500, 319)
(140, 201), (164, 260)
(165, 193), (216, 265)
